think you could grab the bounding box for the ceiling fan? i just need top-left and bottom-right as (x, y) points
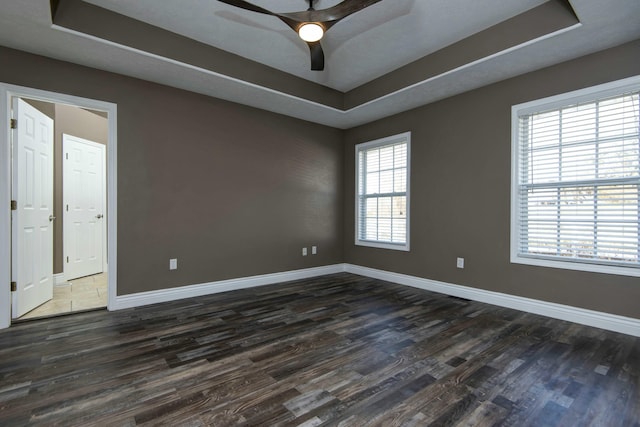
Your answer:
(217, 0), (383, 71)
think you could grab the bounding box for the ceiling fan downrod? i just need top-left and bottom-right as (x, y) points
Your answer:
(298, 0), (324, 43)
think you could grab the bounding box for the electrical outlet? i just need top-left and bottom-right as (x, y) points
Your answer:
(302, 247), (308, 256)
(311, 246), (317, 255)
(169, 258), (178, 270)
(456, 257), (464, 269)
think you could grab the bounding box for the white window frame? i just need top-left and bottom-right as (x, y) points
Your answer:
(355, 132), (411, 251)
(511, 75), (640, 277)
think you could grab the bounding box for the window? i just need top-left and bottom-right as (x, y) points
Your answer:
(511, 76), (640, 276)
(356, 132), (410, 251)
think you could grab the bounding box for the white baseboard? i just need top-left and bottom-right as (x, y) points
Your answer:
(112, 264), (347, 311)
(344, 264), (640, 337)
(109, 261), (638, 337)
(54, 273), (67, 286)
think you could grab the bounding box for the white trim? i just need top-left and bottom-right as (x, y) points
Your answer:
(350, 24), (582, 113)
(355, 132), (411, 252)
(0, 87), (10, 329)
(512, 75), (640, 115)
(0, 83), (117, 330)
(510, 75), (640, 278)
(54, 273), (67, 286)
(50, 24), (342, 115)
(51, 23), (581, 129)
(344, 264), (640, 337)
(111, 264), (346, 310)
(510, 255), (640, 277)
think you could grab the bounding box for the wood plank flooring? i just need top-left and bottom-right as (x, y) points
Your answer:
(0, 273), (638, 426)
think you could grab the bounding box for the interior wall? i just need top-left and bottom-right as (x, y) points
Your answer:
(0, 46), (344, 296)
(3, 39), (638, 319)
(23, 99), (55, 119)
(53, 104), (108, 274)
(344, 39), (640, 320)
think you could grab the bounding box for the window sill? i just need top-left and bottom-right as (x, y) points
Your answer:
(356, 240), (410, 252)
(510, 254), (640, 277)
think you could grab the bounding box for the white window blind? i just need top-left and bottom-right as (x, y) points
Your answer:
(513, 81), (639, 273)
(356, 133), (410, 251)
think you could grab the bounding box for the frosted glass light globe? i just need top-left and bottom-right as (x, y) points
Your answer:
(298, 23), (324, 42)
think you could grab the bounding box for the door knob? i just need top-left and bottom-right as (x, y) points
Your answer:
(49, 215), (56, 222)
(96, 214), (104, 219)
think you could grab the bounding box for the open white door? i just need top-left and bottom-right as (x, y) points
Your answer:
(11, 99), (54, 318)
(63, 134), (106, 281)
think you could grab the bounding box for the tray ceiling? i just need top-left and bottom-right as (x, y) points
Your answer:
(0, 0), (638, 128)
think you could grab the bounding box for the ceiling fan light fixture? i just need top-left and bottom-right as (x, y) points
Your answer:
(217, 0), (383, 70)
(298, 23), (324, 42)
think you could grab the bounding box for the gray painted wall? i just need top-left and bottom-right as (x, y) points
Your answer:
(1, 46), (344, 296)
(23, 99), (55, 119)
(2, 38), (639, 320)
(344, 40), (640, 319)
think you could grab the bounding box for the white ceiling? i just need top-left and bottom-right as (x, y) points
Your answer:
(0, 0), (639, 128)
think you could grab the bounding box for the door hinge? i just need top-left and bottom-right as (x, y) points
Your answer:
(11, 200), (17, 210)
(11, 281), (16, 292)
(66, 256), (69, 263)
(10, 119), (16, 129)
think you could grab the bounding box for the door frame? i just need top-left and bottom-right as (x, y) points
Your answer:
(0, 83), (117, 329)
(63, 134), (108, 280)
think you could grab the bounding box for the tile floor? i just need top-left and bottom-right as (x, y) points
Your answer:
(20, 273), (108, 320)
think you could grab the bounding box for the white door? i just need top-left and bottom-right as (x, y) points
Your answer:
(63, 134), (106, 281)
(11, 98), (54, 318)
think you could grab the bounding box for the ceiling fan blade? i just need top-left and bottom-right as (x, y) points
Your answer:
(218, 0), (302, 31)
(275, 15), (303, 33)
(307, 41), (325, 71)
(217, 0), (276, 16)
(282, 0), (383, 29)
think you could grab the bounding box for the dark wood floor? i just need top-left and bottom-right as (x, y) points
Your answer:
(0, 273), (638, 426)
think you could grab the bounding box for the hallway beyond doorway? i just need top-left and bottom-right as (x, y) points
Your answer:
(19, 273), (107, 320)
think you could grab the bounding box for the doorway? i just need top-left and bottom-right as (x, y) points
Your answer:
(15, 102), (108, 319)
(14, 100), (107, 319)
(0, 84), (117, 328)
